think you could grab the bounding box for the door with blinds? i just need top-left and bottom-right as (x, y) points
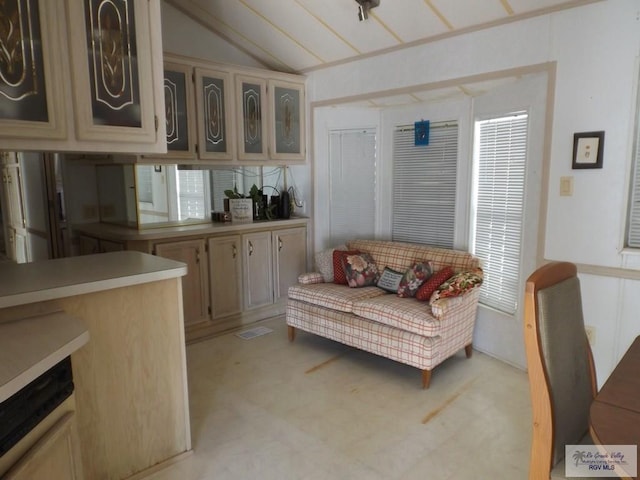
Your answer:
(470, 73), (547, 369)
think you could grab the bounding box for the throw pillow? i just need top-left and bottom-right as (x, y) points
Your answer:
(333, 250), (360, 285)
(315, 244), (347, 282)
(397, 261), (433, 298)
(415, 266), (455, 301)
(429, 268), (484, 303)
(377, 267), (404, 292)
(343, 253), (380, 288)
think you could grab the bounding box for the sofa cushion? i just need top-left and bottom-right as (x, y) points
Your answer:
(288, 283), (386, 313)
(352, 295), (442, 337)
(343, 253), (380, 288)
(333, 250), (360, 285)
(430, 268), (484, 303)
(346, 239), (479, 273)
(377, 267), (404, 292)
(416, 266), (455, 301)
(397, 261), (433, 298)
(314, 244), (347, 282)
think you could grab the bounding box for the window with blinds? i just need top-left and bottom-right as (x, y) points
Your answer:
(177, 170), (209, 220)
(472, 112), (528, 314)
(391, 122), (458, 248)
(626, 76), (640, 247)
(136, 165), (153, 203)
(328, 128), (377, 246)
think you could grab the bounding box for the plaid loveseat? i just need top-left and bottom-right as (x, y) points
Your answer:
(286, 239), (482, 388)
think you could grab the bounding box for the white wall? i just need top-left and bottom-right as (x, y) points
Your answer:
(161, 2), (265, 68)
(306, 0), (640, 383)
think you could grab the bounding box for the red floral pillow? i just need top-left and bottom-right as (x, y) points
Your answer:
(343, 253), (379, 288)
(415, 266), (455, 301)
(397, 261), (433, 298)
(333, 250), (360, 285)
(429, 268), (484, 303)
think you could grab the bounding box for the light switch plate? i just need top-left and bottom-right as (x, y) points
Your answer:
(560, 176), (574, 196)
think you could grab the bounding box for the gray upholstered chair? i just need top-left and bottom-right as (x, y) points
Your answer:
(523, 262), (598, 480)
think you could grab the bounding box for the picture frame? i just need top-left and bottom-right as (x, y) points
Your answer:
(572, 131), (604, 169)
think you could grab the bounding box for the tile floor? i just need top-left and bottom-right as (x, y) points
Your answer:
(147, 316), (532, 480)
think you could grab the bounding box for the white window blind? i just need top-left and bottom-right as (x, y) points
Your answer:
(177, 170), (208, 220)
(136, 165), (153, 203)
(392, 122), (458, 248)
(472, 112), (528, 314)
(211, 169), (235, 212)
(626, 76), (640, 247)
(329, 128), (376, 246)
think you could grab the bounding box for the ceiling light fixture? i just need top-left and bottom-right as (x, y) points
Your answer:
(356, 0), (380, 21)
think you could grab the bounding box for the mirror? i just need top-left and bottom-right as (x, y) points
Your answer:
(134, 165), (286, 228)
(96, 164), (137, 227)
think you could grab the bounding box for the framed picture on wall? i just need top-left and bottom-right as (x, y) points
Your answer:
(572, 131), (604, 169)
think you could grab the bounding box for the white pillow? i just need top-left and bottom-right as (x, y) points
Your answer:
(314, 244), (347, 282)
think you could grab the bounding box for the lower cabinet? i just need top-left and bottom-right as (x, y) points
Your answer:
(208, 235), (243, 319)
(3, 412), (83, 480)
(242, 231), (274, 310)
(155, 239), (210, 327)
(273, 227), (308, 303)
(77, 222), (308, 342)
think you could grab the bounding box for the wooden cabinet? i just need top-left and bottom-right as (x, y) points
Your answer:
(3, 412), (84, 480)
(163, 61), (196, 158)
(155, 239), (210, 327)
(0, 0), (166, 154)
(208, 235), (242, 320)
(194, 67), (235, 161)
(236, 74), (268, 161)
(142, 54), (306, 164)
(242, 231), (274, 310)
(272, 227), (307, 302)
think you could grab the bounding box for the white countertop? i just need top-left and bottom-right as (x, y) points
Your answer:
(0, 311), (89, 402)
(0, 251), (187, 309)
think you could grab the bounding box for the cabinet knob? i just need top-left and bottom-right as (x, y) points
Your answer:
(248, 241), (253, 256)
(278, 239), (283, 252)
(232, 244), (237, 258)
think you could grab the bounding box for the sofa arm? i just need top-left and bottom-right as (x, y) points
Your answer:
(430, 287), (481, 319)
(298, 272), (325, 285)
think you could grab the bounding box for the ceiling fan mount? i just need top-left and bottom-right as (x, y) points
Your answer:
(355, 0), (380, 21)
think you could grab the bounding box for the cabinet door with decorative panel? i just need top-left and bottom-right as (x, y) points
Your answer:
(157, 60), (195, 159)
(242, 231), (273, 310)
(235, 74), (267, 161)
(155, 239), (209, 327)
(66, 0), (163, 147)
(272, 227), (307, 303)
(0, 0), (67, 141)
(195, 67), (234, 160)
(268, 78), (305, 161)
(208, 235), (242, 320)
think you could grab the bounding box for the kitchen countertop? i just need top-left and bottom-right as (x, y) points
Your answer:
(0, 251), (187, 309)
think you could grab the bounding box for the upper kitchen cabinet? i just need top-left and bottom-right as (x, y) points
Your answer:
(194, 67), (235, 161)
(0, 0), (166, 154)
(162, 60), (196, 158)
(0, 0), (67, 141)
(235, 74), (268, 161)
(268, 79), (305, 162)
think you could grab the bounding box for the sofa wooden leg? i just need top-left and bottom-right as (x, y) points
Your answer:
(288, 325), (296, 342)
(465, 343), (473, 358)
(421, 369), (432, 389)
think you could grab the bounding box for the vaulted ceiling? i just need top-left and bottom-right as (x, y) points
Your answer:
(164, 0), (599, 74)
